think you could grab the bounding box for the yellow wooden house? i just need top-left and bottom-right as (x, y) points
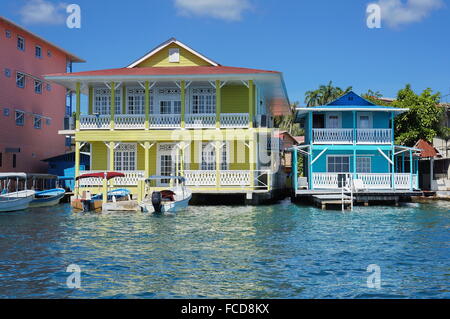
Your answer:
(45, 38), (291, 203)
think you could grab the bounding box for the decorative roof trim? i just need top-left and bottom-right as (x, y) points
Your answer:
(127, 38), (219, 68)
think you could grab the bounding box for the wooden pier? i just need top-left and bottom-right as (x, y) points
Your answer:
(294, 189), (423, 210)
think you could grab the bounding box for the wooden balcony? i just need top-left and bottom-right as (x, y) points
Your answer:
(310, 172), (418, 190)
(312, 129), (392, 144)
(78, 113), (250, 130)
(78, 170), (273, 191)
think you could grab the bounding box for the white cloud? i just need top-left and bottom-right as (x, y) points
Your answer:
(19, 0), (67, 25)
(174, 0), (251, 21)
(372, 0), (444, 28)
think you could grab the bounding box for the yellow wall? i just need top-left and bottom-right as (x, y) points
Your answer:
(91, 142), (107, 170)
(91, 141), (250, 171)
(221, 85), (253, 114)
(135, 43), (212, 68)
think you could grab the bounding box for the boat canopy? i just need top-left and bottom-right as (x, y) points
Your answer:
(76, 172), (125, 181)
(146, 176), (186, 183)
(0, 173), (27, 179)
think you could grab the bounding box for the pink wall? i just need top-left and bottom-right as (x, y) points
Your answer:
(0, 19), (70, 173)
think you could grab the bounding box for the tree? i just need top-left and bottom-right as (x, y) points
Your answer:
(393, 84), (443, 146)
(273, 102), (303, 136)
(304, 81), (353, 106)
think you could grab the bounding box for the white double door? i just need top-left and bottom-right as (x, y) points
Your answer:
(156, 143), (190, 186)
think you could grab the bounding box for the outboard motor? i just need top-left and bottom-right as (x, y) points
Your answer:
(151, 191), (162, 213)
(82, 200), (91, 213)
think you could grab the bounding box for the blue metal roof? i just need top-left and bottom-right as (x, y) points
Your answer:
(295, 91), (407, 122)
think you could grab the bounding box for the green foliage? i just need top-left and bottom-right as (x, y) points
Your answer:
(361, 90), (392, 106)
(274, 102), (304, 136)
(305, 81), (352, 106)
(393, 84), (443, 146)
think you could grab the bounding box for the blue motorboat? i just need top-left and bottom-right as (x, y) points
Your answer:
(30, 188), (66, 208)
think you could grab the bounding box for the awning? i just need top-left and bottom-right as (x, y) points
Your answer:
(76, 172), (125, 181)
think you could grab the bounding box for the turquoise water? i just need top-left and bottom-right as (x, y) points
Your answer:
(0, 200), (449, 299)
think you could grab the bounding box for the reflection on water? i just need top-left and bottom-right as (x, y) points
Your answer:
(0, 200), (449, 298)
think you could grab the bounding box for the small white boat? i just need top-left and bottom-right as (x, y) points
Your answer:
(139, 176), (192, 214)
(30, 188), (66, 208)
(72, 172), (138, 213)
(0, 173), (35, 212)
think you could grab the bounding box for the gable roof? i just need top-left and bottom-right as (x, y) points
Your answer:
(327, 91), (375, 106)
(127, 38), (219, 68)
(295, 91), (408, 121)
(414, 139), (441, 158)
(45, 65), (280, 78)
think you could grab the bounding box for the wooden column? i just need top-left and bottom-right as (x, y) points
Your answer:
(88, 86), (93, 115)
(248, 80), (254, 128)
(391, 148), (395, 190)
(75, 82), (81, 130)
(110, 82), (115, 130)
(181, 81), (186, 129)
(145, 81), (150, 130)
(409, 149), (413, 191)
(75, 141), (80, 196)
(292, 149), (298, 191)
(216, 80), (221, 129)
(109, 142), (115, 171)
(215, 141), (221, 189)
(144, 142), (151, 178)
(249, 134), (256, 189)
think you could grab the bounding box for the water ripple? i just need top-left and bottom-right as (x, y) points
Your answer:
(0, 200), (449, 298)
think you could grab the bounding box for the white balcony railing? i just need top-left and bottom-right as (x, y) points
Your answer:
(184, 170), (271, 189)
(149, 114), (181, 129)
(184, 170), (217, 186)
(313, 129), (353, 144)
(115, 114), (145, 129)
(357, 129), (391, 144)
(312, 129), (392, 144)
(311, 172), (418, 190)
(220, 170), (250, 186)
(78, 170), (146, 186)
(185, 113), (216, 128)
(221, 113), (249, 128)
(357, 173), (392, 189)
(78, 113), (250, 130)
(79, 115), (110, 130)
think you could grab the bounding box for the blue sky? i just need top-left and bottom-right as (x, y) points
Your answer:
(3, 0), (450, 104)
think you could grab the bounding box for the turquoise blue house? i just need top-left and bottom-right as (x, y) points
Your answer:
(291, 92), (420, 191)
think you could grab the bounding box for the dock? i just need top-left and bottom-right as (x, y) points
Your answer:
(312, 194), (353, 210)
(294, 189), (423, 209)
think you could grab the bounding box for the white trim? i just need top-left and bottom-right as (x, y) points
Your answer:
(311, 147), (328, 165)
(106, 143), (137, 171)
(156, 143), (177, 186)
(296, 107), (408, 113)
(377, 148), (393, 165)
(198, 142), (230, 171)
(127, 38), (219, 68)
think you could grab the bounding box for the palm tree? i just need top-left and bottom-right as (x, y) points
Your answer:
(305, 81), (352, 107)
(274, 102), (303, 136)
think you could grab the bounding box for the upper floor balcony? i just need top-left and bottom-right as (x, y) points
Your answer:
(62, 79), (279, 132)
(312, 128), (392, 144)
(78, 112), (251, 130)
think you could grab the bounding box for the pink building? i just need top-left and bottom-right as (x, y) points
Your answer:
(0, 17), (84, 173)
